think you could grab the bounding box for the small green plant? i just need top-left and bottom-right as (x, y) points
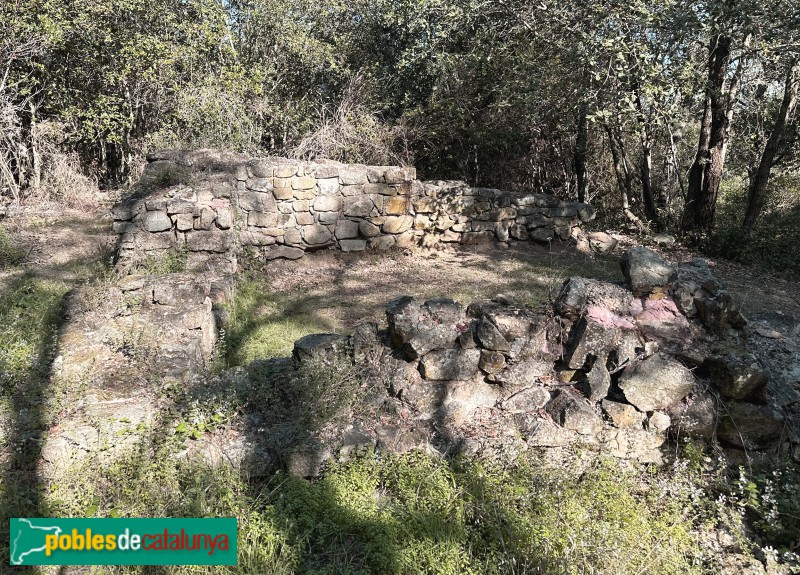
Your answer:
(0, 225), (24, 268)
(135, 246), (188, 275)
(729, 464), (800, 552)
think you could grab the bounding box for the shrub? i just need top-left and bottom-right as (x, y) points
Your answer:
(709, 175), (800, 279)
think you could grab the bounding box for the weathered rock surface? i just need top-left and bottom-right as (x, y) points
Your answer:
(619, 353), (695, 411)
(620, 247), (675, 295)
(705, 352), (768, 400)
(717, 403), (786, 450)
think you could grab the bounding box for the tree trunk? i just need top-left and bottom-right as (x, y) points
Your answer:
(636, 95), (660, 228)
(743, 61), (800, 231)
(29, 101), (40, 191)
(683, 34), (735, 235)
(574, 107), (589, 203)
(606, 124), (644, 231)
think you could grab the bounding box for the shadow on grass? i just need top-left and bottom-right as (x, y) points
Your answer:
(0, 272), (71, 572)
(225, 241), (625, 367)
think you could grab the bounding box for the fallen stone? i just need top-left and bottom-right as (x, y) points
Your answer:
(265, 246), (304, 260)
(292, 333), (351, 367)
(620, 247), (675, 295)
(618, 353), (695, 411)
(653, 233), (676, 246)
(369, 235), (396, 250)
(530, 227), (555, 243)
(717, 402), (785, 450)
(587, 231), (618, 253)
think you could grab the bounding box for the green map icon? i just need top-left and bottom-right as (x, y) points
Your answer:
(10, 519), (63, 565)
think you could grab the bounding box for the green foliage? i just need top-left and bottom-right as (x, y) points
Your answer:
(730, 464), (800, 552)
(151, 163), (192, 188)
(49, 445), (708, 575)
(709, 175), (800, 278)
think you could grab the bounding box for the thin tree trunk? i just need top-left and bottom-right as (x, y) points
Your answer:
(606, 124), (644, 231)
(574, 108), (589, 203)
(29, 101), (40, 191)
(743, 61), (800, 230)
(683, 34), (735, 234)
(636, 95), (660, 228)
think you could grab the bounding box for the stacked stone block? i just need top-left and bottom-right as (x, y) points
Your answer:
(112, 150), (597, 275)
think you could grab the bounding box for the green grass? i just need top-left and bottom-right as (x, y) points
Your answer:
(47, 436), (710, 575)
(0, 272), (72, 562)
(225, 276), (334, 365)
(0, 273), (70, 399)
(0, 225), (25, 268)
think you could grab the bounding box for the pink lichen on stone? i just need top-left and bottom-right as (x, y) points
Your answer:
(585, 305), (636, 330)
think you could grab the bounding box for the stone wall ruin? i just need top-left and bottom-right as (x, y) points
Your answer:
(111, 149), (597, 274)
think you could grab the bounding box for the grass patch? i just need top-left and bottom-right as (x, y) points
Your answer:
(0, 273), (70, 398)
(47, 441), (713, 575)
(225, 276), (333, 365)
(0, 225), (25, 268)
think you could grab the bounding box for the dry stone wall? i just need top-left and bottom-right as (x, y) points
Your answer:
(112, 150), (597, 274)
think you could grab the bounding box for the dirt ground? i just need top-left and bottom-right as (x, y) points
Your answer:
(2, 204), (799, 331)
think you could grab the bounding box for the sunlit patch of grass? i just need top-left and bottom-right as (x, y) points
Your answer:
(225, 277), (334, 365)
(0, 273), (70, 398)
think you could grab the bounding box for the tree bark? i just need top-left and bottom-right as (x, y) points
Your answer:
(606, 124), (644, 231)
(636, 95), (660, 228)
(743, 61), (800, 231)
(574, 107), (588, 203)
(683, 34), (736, 235)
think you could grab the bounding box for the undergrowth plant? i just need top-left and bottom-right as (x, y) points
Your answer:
(709, 175), (800, 279)
(0, 225), (24, 268)
(48, 443), (713, 575)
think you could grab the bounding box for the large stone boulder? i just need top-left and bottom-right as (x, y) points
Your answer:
(620, 247), (675, 296)
(386, 296), (467, 359)
(619, 353), (695, 411)
(717, 403), (786, 450)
